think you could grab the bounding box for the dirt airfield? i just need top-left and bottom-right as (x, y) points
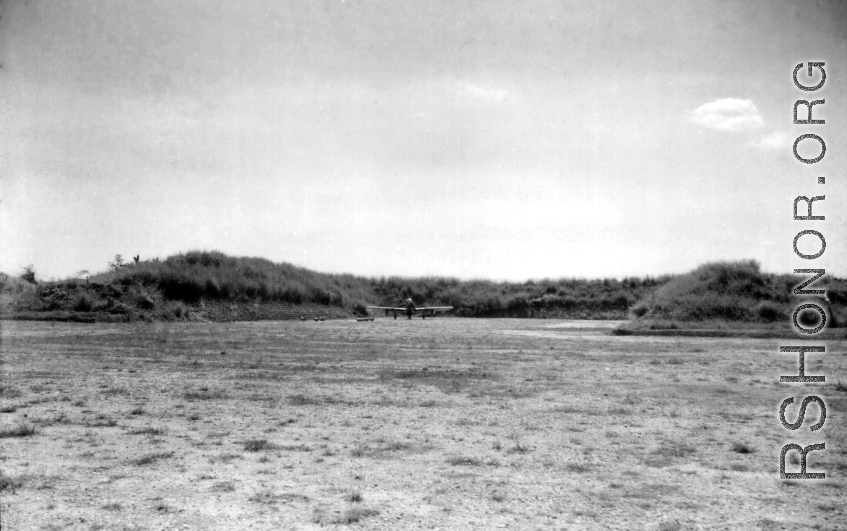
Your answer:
(1, 318), (845, 530)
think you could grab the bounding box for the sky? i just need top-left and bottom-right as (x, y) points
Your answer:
(2, 0), (846, 281)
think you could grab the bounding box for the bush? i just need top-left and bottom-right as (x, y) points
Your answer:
(638, 261), (776, 322)
(797, 306), (822, 328)
(137, 295), (156, 310)
(755, 301), (784, 322)
(173, 303), (189, 319)
(19, 265), (37, 285)
(72, 293), (95, 312)
(631, 302), (650, 318)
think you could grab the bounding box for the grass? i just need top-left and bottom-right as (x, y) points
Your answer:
(132, 451), (175, 466)
(0, 386), (23, 398)
(11, 251), (846, 325)
(626, 260), (847, 327)
(102, 502), (123, 511)
(212, 481), (236, 492)
(279, 443), (311, 452)
(6, 250), (676, 320)
(644, 440), (697, 467)
(565, 462), (592, 473)
(288, 394), (322, 406)
(2, 317), (845, 528)
(447, 456), (483, 466)
(731, 442), (755, 454)
(345, 488), (363, 502)
(127, 426), (167, 436)
(0, 421), (39, 438)
(183, 389), (229, 400)
(86, 416), (118, 427)
(0, 470), (23, 492)
(507, 440), (531, 455)
(336, 506), (380, 524)
(243, 438), (273, 452)
(248, 490), (282, 504)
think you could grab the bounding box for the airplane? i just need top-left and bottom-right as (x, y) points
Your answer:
(366, 299), (453, 319)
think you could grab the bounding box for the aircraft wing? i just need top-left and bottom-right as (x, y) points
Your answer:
(416, 306), (453, 311)
(366, 306), (405, 311)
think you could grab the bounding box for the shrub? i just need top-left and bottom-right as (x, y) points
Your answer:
(19, 264), (37, 284)
(171, 302), (189, 319)
(797, 307), (822, 328)
(633, 260), (795, 323)
(72, 293), (95, 312)
(755, 301), (784, 322)
(631, 302), (650, 318)
(137, 295), (156, 310)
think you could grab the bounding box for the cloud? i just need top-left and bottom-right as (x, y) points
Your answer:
(745, 130), (793, 151)
(465, 84), (508, 102)
(690, 98), (764, 132)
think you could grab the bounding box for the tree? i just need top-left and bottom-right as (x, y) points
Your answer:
(20, 264), (37, 284)
(109, 255), (124, 271)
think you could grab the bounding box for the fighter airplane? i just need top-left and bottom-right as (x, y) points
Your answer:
(366, 299), (453, 319)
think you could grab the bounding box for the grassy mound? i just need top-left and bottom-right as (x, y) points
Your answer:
(1, 250), (668, 321)
(624, 260), (845, 331)
(9, 253), (842, 325)
(89, 251), (373, 310)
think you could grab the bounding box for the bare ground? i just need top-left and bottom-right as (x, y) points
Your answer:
(0, 318), (845, 530)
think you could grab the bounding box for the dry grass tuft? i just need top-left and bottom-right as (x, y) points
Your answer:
(0, 420), (39, 438)
(288, 394), (322, 406)
(337, 506), (379, 524)
(212, 481), (236, 492)
(183, 389), (229, 400)
(128, 426), (167, 436)
(447, 456), (483, 466)
(0, 470), (23, 492)
(243, 438), (273, 452)
(0, 386), (23, 398)
(132, 451), (174, 466)
(565, 462), (592, 473)
(345, 488), (363, 503)
(85, 416), (118, 427)
(731, 442), (755, 454)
